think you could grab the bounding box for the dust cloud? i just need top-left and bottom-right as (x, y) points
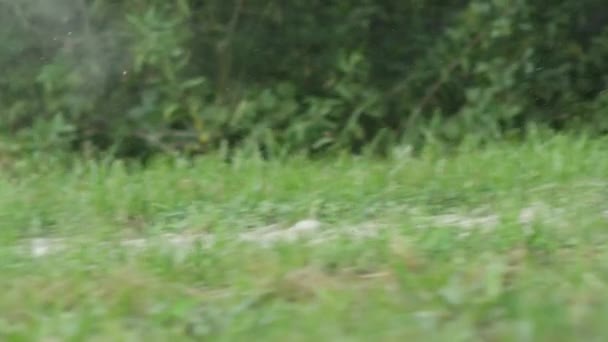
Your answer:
(1, 0), (131, 101)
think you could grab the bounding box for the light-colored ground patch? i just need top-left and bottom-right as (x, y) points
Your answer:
(18, 204), (577, 258)
(17, 198), (607, 259)
(20, 219), (384, 258)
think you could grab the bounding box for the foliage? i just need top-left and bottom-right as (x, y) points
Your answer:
(1, 0), (607, 156)
(2, 135), (608, 339)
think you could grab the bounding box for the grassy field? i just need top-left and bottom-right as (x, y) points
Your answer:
(1, 134), (608, 341)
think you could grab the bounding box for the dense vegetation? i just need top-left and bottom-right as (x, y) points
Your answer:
(2, 0), (608, 157)
(3, 2), (608, 339)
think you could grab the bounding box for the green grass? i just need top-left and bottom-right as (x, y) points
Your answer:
(1, 134), (608, 341)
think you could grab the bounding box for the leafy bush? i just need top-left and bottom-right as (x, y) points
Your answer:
(1, 0), (607, 157)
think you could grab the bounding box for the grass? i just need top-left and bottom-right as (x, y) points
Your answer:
(1, 134), (608, 340)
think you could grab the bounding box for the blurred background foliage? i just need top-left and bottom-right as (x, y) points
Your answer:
(1, 0), (607, 158)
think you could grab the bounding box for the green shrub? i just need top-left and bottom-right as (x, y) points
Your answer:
(1, 0), (607, 157)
